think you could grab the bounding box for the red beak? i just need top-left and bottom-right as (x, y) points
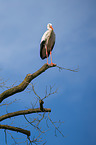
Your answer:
(50, 25), (54, 30)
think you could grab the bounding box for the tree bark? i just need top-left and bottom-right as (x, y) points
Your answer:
(0, 108), (51, 122)
(0, 124), (30, 136)
(0, 63), (55, 139)
(0, 63), (56, 103)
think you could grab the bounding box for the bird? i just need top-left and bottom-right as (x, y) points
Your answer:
(40, 23), (56, 66)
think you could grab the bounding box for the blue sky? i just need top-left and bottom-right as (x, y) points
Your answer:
(0, 0), (96, 145)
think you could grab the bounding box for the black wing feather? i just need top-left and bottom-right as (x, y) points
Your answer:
(40, 41), (46, 59)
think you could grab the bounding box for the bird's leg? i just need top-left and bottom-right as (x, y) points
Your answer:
(50, 51), (52, 64)
(45, 45), (48, 64)
(50, 51), (56, 66)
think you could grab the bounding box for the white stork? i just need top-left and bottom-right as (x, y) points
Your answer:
(40, 23), (55, 66)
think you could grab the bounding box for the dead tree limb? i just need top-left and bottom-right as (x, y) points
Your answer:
(0, 108), (51, 122)
(0, 63), (56, 103)
(39, 100), (44, 111)
(0, 124), (30, 136)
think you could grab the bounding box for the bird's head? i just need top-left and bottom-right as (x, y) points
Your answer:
(47, 23), (54, 30)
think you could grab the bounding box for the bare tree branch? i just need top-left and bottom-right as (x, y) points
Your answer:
(31, 84), (41, 100)
(24, 115), (43, 133)
(48, 113), (64, 137)
(4, 129), (7, 145)
(0, 63), (66, 144)
(56, 65), (79, 72)
(0, 99), (18, 107)
(0, 108), (51, 122)
(0, 63), (56, 103)
(31, 83), (57, 101)
(7, 131), (18, 144)
(0, 124), (30, 136)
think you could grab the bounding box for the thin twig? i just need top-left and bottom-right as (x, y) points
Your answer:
(7, 131), (17, 144)
(31, 84), (41, 100)
(56, 65), (79, 72)
(24, 115), (44, 133)
(48, 113), (64, 137)
(4, 129), (7, 145)
(0, 99), (18, 107)
(42, 85), (58, 100)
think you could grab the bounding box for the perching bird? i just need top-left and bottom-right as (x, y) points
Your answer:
(40, 23), (55, 66)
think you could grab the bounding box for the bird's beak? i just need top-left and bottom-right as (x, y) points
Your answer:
(50, 25), (54, 30)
